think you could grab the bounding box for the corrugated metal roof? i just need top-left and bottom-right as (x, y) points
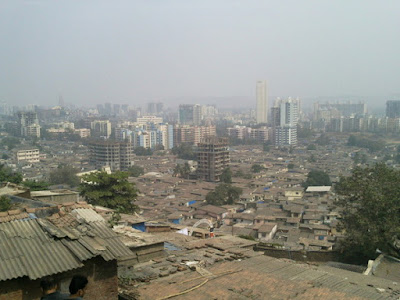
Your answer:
(72, 208), (105, 223)
(0, 208), (134, 282)
(0, 219), (83, 281)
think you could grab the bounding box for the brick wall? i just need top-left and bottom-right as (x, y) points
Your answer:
(254, 246), (340, 262)
(0, 257), (118, 300)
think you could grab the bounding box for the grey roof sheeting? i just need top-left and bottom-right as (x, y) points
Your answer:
(0, 209), (134, 282)
(0, 219), (83, 281)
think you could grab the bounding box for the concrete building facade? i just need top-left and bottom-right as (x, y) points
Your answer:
(256, 80), (268, 124)
(89, 140), (134, 171)
(272, 97), (299, 146)
(197, 137), (230, 182)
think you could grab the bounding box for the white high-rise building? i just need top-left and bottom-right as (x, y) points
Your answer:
(256, 80), (268, 124)
(273, 97), (299, 146)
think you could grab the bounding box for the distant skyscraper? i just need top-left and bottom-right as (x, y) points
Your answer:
(58, 95), (64, 107)
(17, 111), (41, 138)
(178, 104), (202, 125)
(272, 97), (299, 146)
(104, 103), (112, 115)
(147, 102), (164, 115)
(386, 101), (400, 118)
(256, 80), (268, 124)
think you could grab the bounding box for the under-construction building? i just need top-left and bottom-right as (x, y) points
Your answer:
(17, 111), (41, 138)
(197, 137), (230, 182)
(88, 140), (134, 172)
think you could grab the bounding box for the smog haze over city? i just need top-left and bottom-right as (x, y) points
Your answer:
(1, 1), (400, 110)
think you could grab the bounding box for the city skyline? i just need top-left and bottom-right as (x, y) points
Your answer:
(1, 1), (400, 108)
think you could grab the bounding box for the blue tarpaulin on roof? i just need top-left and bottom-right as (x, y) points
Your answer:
(264, 187), (270, 190)
(132, 222), (146, 232)
(188, 200), (196, 205)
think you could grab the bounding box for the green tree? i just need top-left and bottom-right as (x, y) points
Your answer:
(251, 164), (265, 173)
(179, 162), (191, 179)
(316, 134), (330, 146)
(361, 154), (368, 164)
(0, 195), (12, 212)
(134, 147), (153, 156)
(22, 180), (50, 191)
(79, 171), (138, 213)
(307, 144), (317, 150)
(171, 144), (196, 160)
(287, 163), (295, 170)
(297, 126), (313, 139)
(263, 141), (272, 152)
(309, 154), (317, 163)
(49, 164), (80, 187)
(347, 135), (384, 152)
(352, 152), (361, 164)
(0, 137), (20, 150)
(154, 144), (165, 151)
(173, 163), (191, 179)
(1, 154), (9, 160)
(335, 163), (400, 264)
(205, 184), (243, 206)
(127, 165), (145, 177)
(220, 167), (232, 183)
(0, 164), (22, 184)
(234, 169), (245, 178)
(303, 170), (331, 188)
(173, 164), (181, 177)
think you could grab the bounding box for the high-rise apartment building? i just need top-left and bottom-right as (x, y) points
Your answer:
(256, 80), (268, 124)
(272, 97), (299, 146)
(179, 104), (202, 125)
(197, 137), (230, 182)
(91, 120), (112, 138)
(386, 101), (400, 118)
(17, 112), (41, 138)
(147, 102), (164, 115)
(88, 141), (134, 171)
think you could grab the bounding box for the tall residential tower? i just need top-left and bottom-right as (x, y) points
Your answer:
(272, 97), (299, 146)
(256, 80), (268, 124)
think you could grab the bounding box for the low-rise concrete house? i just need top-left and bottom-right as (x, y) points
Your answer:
(231, 212), (256, 225)
(31, 189), (79, 204)
(257, 223), (278, 241)
(195, 205), (228, 221)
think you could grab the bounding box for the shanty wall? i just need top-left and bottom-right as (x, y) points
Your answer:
(255, 247), (340, 262)
(0, 257), (118, 300)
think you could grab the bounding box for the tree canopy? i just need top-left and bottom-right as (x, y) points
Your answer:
(49, 164), (80, 187)
(220, 167), (232, 183)
(21, 180), (50, 191)
(79, 171), (138, 213)
(335, 163), (400, 264)
(0, 164), (22, 184)
(307, 144), (317, 150)
(127, 165), (145, 177)
(134, 146), (153, 156)
(173, 163), (191, 179)
(0, 195), (12, 212)
(316, 134), (330, 146)
(251, 164), (265, 173)
(205, 184), (242, 206)
(347, 135), (384, 152)
(171, 144), (196, 160)
(0, 137), (20, 150)
(302, 170), (331, 188)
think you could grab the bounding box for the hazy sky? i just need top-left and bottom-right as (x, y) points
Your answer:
(1, 1), (400, 108)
